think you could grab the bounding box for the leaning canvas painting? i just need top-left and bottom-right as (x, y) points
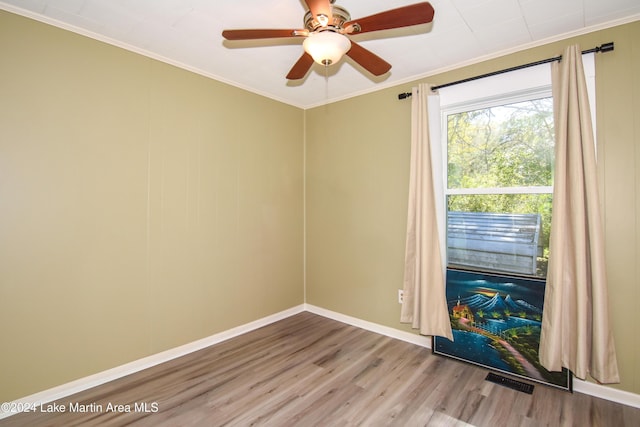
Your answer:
(433, 268), (571, 391)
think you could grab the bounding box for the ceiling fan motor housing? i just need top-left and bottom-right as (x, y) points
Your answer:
(304, 5), (350, 32)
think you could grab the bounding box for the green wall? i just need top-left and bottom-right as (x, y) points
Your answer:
(305, 21), (640, 395)
(0, 11), (304, 402)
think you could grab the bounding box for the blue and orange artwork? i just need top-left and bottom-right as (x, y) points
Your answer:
(434, 268), (571, 391)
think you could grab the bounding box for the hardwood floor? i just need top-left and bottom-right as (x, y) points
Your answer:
(2, 312), (639, 426)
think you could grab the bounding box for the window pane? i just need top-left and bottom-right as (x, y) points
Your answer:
(447, 194), (552, 277)
(447, 98), (554, 189)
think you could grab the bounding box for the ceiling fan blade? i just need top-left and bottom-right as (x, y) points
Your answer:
(344, 2), (435, 34)
(304, 0), (333, 23)
(222, 29), (308, 40)
(346, 41), (391, 76)
(286, 52), (315, 80)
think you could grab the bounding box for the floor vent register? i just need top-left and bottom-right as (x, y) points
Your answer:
(485, 372), (535, 394)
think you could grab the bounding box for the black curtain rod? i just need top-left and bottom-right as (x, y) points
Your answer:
(397, 42), (614, 100)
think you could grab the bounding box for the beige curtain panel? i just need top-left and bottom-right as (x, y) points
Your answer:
(401, 83), (453, 340)
(539, 45), (620, 383)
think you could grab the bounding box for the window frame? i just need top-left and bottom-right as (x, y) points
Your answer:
(439, 74), (554, 277)
(440, 90), (553, 278)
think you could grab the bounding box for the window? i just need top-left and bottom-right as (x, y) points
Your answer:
(439, 55), (595, 278)
(444, 93), (553, 277)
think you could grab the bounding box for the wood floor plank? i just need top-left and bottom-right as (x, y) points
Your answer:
(2, 312), (639, 426)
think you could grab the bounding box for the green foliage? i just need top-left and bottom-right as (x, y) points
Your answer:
(447, 98), (554, 189)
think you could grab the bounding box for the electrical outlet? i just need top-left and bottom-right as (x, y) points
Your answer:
(398, 289), (404, 304)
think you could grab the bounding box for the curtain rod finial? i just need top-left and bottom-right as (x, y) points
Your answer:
(598, 42), (614, 53)
(398, 92), (412, 100)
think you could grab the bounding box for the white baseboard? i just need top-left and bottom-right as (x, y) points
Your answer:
(304, 304), (432, 349)
(573, 378), (640, 409)
(0, 305), (305, 420)
(3, 303), (639, 420)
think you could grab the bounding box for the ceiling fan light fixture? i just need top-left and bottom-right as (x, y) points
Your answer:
(303, 31), (351, 66)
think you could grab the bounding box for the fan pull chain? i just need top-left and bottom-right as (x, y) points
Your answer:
(324, 65), (329, 102)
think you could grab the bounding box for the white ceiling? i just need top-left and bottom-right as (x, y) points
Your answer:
(2, 0), (639, 108)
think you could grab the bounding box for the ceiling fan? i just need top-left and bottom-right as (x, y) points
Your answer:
(222, 1), (435, 80)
